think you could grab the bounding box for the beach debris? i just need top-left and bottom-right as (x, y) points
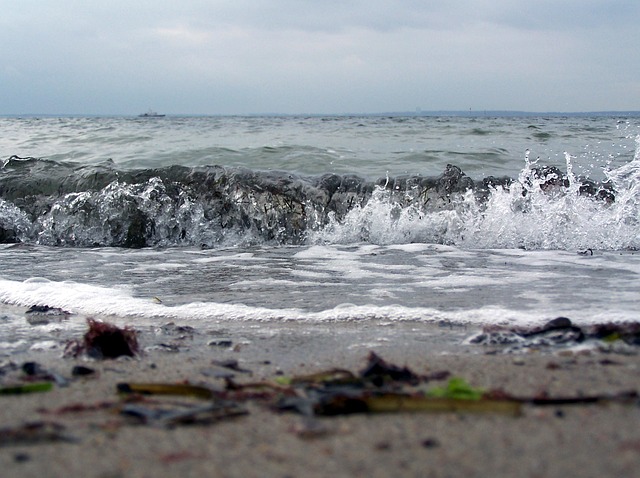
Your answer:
(116, 382), (247, 426)
(25, 305), (70, 325)
(149, 323), (196, 353)
(71, 365), (96, 377)
(465, 317), (640, 352)
(313, 392), (522, 416)
(158, 451), (201, 464)
(0, 422), (75, 447)
(39, 401), (116, 416)
(21, 361), (69, 387)
(0, 381), (53, 395)
(588, 323), (640, 346)
(146, 343), (182, 353)
(274, 354), (640, 417)
(211, 359), (252, 374)
(65, 319), (139, 359)
(21, 361), (46, 376)
(156, 322), (195, 338)
(207, 338), (233, 348)
(272, 354), (522, 417)
(0, 349), (636, 453)
(421, 438), (440, 448)
(120, 402), (247, 427)
(117, 382), (216, 399)
(426, 377), (485, 400)
(360, 352), (422, 386)
(0, 360), (72, 394)
(14, 452), (31, 463)
(517, 390), (639, 407)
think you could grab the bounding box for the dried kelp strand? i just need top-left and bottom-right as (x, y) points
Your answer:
(290, 369), (358, 386)
(117, 382), (215, 399)
(363, 395), (522, 416)
(315, 393), (522, 416)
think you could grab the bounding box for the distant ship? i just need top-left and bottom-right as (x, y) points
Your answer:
(138, 109), (166, 118)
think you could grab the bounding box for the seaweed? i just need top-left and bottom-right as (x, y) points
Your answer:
(0, 422), (75, 446)
(268, 355), (527, 417)
(426, 377), (485, 400)
(467, 317), (640, 351)
(116, 382), (247, 427)
(359, 352), (422, 386)
(65, 319), (139, 359)
(3, 349), (637, 446)
(314, 393), (522, 416)
(117, 382), (215, 399)
(0, 382), (53, 395)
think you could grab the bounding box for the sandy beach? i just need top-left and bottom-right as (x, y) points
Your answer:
(0, 319), (639, 478)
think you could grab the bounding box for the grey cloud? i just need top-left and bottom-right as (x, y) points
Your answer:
(0, 0), (638, 114)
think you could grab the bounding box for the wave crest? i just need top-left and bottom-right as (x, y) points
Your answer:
(0, 152), (635, 250)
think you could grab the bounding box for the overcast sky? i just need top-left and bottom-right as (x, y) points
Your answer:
(1, 1), (638, 115)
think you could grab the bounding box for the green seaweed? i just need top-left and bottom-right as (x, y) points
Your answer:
(426, 377), (485, 401)
(0, 382), (54, 395)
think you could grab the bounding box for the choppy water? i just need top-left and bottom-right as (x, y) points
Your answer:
(1, 114), (639, 354)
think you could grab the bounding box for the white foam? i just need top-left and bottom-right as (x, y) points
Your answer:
(1, 277), (635, 328)
(191, 253), (258, 263)
(311, 140), (640, 251)
(0, 278), (156, 319)
(126, 262), (187, 272)
(229, 278), (325, 289)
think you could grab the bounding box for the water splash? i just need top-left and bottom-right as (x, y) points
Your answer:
(309, 186), (464, 245)
(314, 138), (640, 251)
(1, 140), (638, 250)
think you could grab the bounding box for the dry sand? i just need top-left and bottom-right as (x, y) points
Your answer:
(1, 320), (639, 478)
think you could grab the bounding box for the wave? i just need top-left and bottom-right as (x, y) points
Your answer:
(2, 277), (630, 327)
(0, 148), (637, 250)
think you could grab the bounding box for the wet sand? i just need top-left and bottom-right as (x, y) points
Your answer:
(1, 320), (639, 478)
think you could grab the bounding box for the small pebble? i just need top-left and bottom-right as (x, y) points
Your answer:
(14, 453), (30, 463)
(421, 438), (440, 449)
(207, 339), (233, 348)
(71, 365), (96, 377)
(22, 362), (43, 376)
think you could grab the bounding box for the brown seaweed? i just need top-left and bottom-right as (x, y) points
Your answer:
(315, 393), (523, 416)
(65, 319), (139, 359)
(0, 422), (75, 446)
(359, 352), (423, 386)
(468, 317), (640, 349)
(116, 382), (247, 427)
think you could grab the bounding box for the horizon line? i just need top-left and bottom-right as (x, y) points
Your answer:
(2, 109), (640, 118)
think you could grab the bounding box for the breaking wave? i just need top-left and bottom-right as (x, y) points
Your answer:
(1, 139), (638, 251)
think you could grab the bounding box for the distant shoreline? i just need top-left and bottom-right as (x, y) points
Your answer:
(2, 110), (640, 119)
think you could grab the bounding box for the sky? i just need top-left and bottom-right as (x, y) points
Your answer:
(1, 1), (639, 115)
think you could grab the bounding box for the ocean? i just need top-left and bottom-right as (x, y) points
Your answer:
(1, 114), (639, 355)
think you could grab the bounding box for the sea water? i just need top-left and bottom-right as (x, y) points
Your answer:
(1, 115), (639, 355)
